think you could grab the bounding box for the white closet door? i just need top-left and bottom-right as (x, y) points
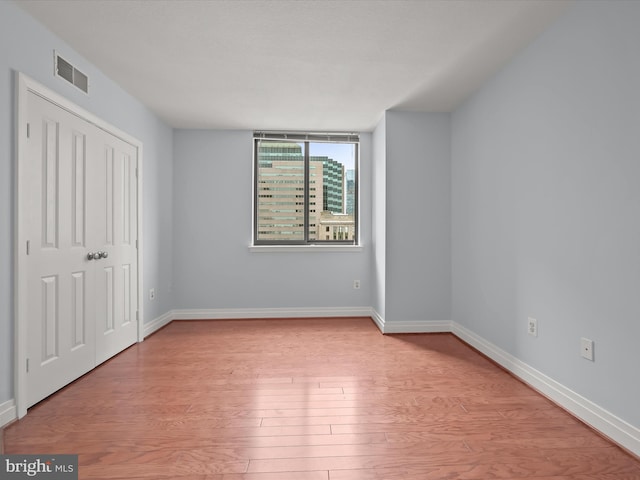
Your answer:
(25, 92), (96, 406)
(94, 129), (138, 365)
(25, 91), (138, 407)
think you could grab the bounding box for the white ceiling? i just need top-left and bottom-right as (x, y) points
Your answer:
(16, 0), (570, 132)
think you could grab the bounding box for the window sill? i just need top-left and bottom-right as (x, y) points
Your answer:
(249, 245), (363, 253)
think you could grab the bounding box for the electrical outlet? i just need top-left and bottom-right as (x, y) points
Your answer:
(581, 337), (594, 361)
(527, 317), (538, 337)
(353, 280), (360, 290)
(149, 288), (155, 300)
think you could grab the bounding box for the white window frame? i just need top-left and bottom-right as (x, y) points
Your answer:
(252, 131), (360, 250)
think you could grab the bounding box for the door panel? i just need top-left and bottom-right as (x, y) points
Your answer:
(71, 131), (86, 248)
(70, 270), (86, 350)
(42, 118), (59, 249)
(40, 274), (58, 363)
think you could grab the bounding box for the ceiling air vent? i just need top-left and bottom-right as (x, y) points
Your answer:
(55, 52), (89, 94)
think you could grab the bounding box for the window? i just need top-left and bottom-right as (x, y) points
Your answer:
(254, 131), (359, 245)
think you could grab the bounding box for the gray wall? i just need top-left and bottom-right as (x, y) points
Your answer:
(381, 111), (452, 324)
(0, 1), (173, 404)
(172, 130), (372, 311)
(451, 0), (640, 427)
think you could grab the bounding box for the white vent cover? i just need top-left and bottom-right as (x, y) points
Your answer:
(54, 52), (89, 94)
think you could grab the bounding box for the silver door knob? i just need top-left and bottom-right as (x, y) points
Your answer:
(87, 252), (97, 260)
(99, 251), (108, 259)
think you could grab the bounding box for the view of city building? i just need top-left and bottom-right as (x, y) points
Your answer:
(345, 168), (355, 215)
(255, 140), (356, 242)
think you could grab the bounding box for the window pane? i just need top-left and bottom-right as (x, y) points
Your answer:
(308, 142), (356, 242)
(256, 140), (305, 242)
(254, 134), (358, 245)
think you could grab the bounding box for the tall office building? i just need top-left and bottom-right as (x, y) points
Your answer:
(312, 156), (344, 214)
(256, 142), (306, 241)
(345, 169), (355, 215)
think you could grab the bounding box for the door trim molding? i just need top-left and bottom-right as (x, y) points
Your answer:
(14, 72), (144, 418)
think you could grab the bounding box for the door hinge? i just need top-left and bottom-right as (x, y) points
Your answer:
(26, 123), (30, 139)
(135, 239), (138, 249)
(136, 311), (139, 321)
(135, 167), (139, 178)
(26, 358), (29, 373)
(26, 240), (30, 255)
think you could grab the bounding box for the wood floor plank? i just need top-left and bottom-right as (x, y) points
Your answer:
(4, 318), (639, 479)
(7, 432), (387, 454)
(94, 472), (330, 480)
(261, 410), (505, 427)
(329, 467), (640, 480)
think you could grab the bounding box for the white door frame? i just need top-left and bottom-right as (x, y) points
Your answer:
(14, 72), (144, 418)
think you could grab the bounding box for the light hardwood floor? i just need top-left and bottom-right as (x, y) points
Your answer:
(4, 317), (640, 479)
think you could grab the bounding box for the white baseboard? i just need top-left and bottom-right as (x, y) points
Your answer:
(384, 320), (451, 334)
(0, 399), (17, 428)
(146, 306), (375, 338)
(143, 310), (174, 338)
(450, 321), (640, 457)
(171, 306), (373, 321)
(368, 310), (450, 334)
(370, 309), (385, 332)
